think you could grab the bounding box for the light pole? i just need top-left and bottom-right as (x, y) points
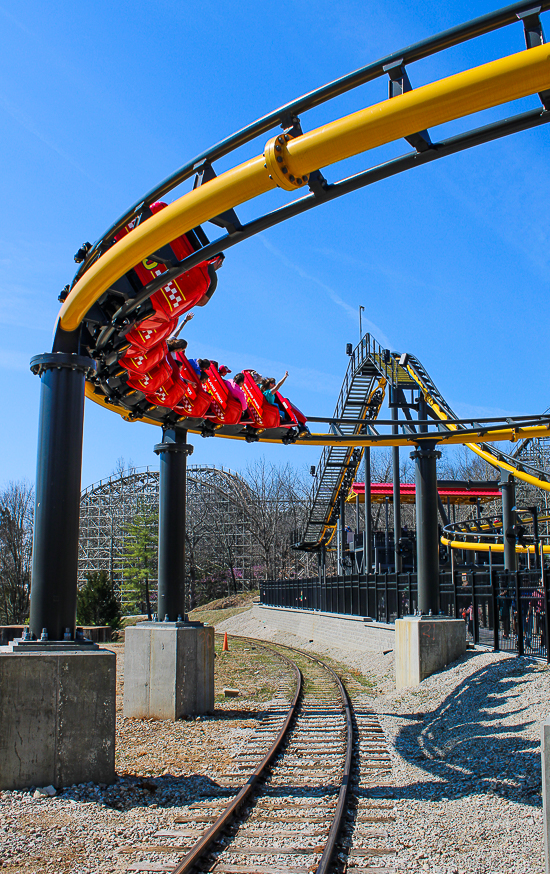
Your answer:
(359, 305), (365, 341)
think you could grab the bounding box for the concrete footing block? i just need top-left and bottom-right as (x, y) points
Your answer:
(0, 649), (116, 790)
(123, 622), (214, 719)
(542, 718), (550, 874)
(395, 616), (466, 689)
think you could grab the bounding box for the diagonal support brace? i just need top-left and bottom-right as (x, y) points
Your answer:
(193, 160), (242, 234)
(384, 59), (434, 152)
(517, 7), (550, 109)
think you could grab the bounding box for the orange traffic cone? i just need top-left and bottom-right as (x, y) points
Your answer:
(222, 632), (229, 652)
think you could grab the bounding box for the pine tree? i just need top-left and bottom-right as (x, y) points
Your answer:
(122, 506), (158, 618)
(76, 571), (122, 630)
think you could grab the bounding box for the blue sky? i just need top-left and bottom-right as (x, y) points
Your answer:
(1, 0), (549, 491)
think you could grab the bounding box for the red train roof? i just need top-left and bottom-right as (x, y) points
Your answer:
(348, 481), (501, 505)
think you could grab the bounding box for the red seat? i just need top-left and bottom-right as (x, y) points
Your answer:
(275, 393), (308, 427)
(174, 389), (212, 419)
(203, 365), (243, 425)
(126, 358), (172, 394)
(114, 202), (221, 328)
(144, 358), (187, 408)
(124, 317), (177, 353)
(242, 371), (280, 429)
(119, 342), (167, 375)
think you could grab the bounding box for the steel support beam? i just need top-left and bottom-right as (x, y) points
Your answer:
(500, 473), (517, 572)
(391, 392), (402, 573)
(339, 491), (346, 573)
(364, 447), (372, 572)
(412, 395), (441, 614)
(154, 429), (194, 621)
(29, 353), (96, 641)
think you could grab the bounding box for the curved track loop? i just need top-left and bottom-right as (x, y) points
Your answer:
(49, 6), (550, 449)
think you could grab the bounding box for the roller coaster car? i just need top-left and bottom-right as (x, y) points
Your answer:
(114, 201), (223, 331)
(124, 317), (178, 353)
(241, 371), (307, 432)
(202, 365), (243, 426)
(119, 342), (167, 375)
(169, 350), (213, 420)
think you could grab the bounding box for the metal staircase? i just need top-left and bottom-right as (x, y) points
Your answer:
(297, 333), (550, 552)
(296, 335), (390, 549)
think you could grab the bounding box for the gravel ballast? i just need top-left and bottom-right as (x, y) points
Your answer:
(0, 611), (547, 874)
(217, 608), (549, 874)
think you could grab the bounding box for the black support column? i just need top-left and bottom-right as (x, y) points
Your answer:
(391, 390), (402, 574)
(154, 429), (194, 621)
(364, 447), (372, 573)
(339, 491), (346, 574)
(500, 473), (517, 572)
(411, 437), (442, 615)
(29, 352), (96, 641)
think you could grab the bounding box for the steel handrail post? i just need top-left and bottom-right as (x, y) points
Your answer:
(472, 570), (479, 644)
(451, 546), (458, 618)
(542, 553), (550, 664)
(489, 546), (499, 651)
(515, 569), (524, 656)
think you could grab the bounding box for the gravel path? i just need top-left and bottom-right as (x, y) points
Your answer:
(218, 607), (549, 874)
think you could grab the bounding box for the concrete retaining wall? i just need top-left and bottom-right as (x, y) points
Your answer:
(253, 604), (395, 653)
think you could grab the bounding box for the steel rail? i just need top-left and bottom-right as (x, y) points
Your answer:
(308, 414), (550, 427)
(92, 105), (550, 354)
(72, 1), (550, 282)
(310, 655), (354, 874)
(441, 536), (550, 553)
(237, 637), (355, 874)
(167, 635), (354, 874)
(58, 41), (550, 333)
(82, 382), (550, 449)
(170, 640), (302, 874)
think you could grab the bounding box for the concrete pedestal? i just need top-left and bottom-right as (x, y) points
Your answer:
(123, 622), (214, 719)
(542, 718), (550, 874)
(395, 616), (466, 689)
(0, 648), (116, 790)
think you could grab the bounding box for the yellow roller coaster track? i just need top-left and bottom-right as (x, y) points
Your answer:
(60, 43), (550, 334)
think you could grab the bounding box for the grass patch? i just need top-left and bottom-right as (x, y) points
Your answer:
(189, 590), (258, 627)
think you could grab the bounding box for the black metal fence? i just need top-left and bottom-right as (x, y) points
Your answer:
(260, 567), (550, 661)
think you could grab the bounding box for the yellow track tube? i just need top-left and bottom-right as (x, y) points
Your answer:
(84, 382), (550, 446)
(406, 365), (550, 491)
(441, 536), (550, 554)
(60, 43), (550, 333)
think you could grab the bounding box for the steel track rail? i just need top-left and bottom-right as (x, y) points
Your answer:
(72, 1), (550, 282)
(158, 635), (355, 874)
(237, 636), (355, 874)
(168, 640), (302, 874)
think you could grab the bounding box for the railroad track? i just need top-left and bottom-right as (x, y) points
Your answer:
(119, 638), (396, 874)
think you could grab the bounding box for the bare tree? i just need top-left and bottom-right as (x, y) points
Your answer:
(231, 460), (309, 580)
(0, 481), (34, 624)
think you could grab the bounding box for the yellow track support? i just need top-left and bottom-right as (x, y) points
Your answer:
(59, 43), (550, 333)
(441, 536), (550, 554)
(405, 363), (550, 491)
(86, 381), (550, 447)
